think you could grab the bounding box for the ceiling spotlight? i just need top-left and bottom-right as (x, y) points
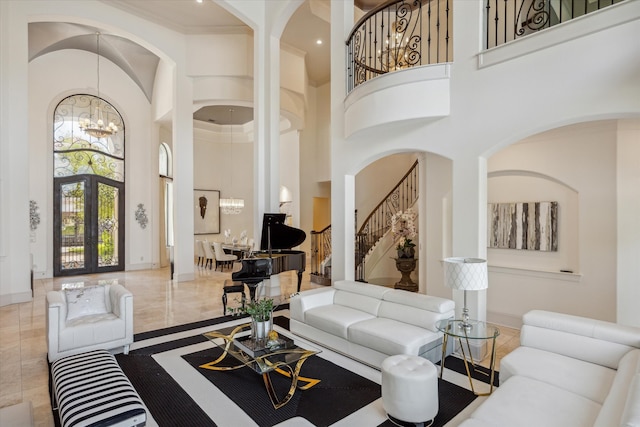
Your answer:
(196, 0), (203, 3)
(316, 39), (323, 45)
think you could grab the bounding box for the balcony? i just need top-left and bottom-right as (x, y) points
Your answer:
(343, 0), (629, 137)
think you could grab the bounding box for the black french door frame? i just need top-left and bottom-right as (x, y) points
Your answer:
(53, 174), (125, 276)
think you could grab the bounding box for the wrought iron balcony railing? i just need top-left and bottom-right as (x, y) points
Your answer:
(486, 0), (626, 49)
(346, 0), (453, 93)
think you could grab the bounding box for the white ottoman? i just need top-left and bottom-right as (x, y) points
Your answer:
(381, 354), (438, 426)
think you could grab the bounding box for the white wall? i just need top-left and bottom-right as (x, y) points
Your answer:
(487, 121), (620, 325)
(279, 130), (300, 228)
(193, 124), (254, 248)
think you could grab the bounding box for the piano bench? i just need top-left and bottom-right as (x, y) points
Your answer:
(223, 280), (247, 315)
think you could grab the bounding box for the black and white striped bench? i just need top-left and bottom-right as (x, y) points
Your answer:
(51, 349), (146, 427)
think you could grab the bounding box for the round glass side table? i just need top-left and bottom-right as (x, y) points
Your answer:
(436, 318), (500, 395)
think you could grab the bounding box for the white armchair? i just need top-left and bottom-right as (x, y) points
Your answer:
(46, 284), (134, 362)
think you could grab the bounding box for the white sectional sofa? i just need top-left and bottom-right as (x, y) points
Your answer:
(459, 310), (640, 427)
(289, 280), (455, 368)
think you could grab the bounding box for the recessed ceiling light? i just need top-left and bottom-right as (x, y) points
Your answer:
(316, 39), (323, 45)
(196, 0), (203, 3)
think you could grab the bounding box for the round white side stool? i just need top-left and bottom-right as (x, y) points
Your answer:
(381, 354), (439, 427)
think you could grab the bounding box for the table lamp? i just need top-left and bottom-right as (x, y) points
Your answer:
(444, 257), (488, 330)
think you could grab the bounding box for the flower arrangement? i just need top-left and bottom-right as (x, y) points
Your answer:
(391, 208), (417, 253)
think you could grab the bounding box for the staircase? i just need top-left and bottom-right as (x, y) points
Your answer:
(355, 160), (419, 281)
(310, 160), (419, 284)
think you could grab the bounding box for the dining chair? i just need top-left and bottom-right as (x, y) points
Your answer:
(203, 240), (215, 269)
(195, 240), (206, 266)
(213, 241), (238, 271)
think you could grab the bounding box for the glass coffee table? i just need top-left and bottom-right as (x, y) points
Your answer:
(436, 318), (500, 396)
(201, 323), (321, 409)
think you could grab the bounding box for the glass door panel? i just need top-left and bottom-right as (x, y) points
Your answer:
(97, 182), (120, 268)
(59, 181), (86, 272)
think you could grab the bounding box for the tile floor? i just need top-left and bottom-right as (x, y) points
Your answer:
(0, 265), (520, 426)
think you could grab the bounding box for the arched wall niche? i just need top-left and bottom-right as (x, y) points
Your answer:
(487, 170), (579, 273)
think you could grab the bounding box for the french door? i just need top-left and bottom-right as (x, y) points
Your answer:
(54, 175), (125, 276)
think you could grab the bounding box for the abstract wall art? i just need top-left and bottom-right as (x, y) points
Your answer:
(488, 201), (558, 251)
(194, 189), (220, 235)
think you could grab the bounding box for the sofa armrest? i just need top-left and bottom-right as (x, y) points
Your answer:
(46, 290), (66, 328)
(109, 284), (133, 319)
(46, 291), (66, 362)
(290, 287), (336, 322)
(109, 285), (134, 344)
(521, 310), (640, 369)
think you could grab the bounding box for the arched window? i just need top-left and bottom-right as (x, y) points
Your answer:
(159, 142), (174, 248)
(159, 142), (172, 178)
(53, 94), (125, 181)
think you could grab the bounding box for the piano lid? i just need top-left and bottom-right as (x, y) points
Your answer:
(260, 213), (306, 250)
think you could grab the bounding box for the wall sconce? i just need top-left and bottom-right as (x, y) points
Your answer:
(135, 203), (148, 229)
(30, 200), (40, 231)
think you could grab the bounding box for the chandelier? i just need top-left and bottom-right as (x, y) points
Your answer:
(220, 108), (244, 215)
(378, 20), (418, 72)
(79, 32), (118, 139)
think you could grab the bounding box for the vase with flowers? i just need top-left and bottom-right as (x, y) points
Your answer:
(391, 208), (417, 259)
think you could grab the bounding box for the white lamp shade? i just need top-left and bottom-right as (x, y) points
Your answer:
(443, 257), (488, 291)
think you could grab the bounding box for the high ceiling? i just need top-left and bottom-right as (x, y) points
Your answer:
(106, 0), (332, 87)
(29, 0), (385, 124)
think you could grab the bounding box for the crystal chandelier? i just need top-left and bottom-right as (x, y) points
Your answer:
(79, 32), (118, 139)
(378, 21), (411, 72)
(220, 108), (244, 214)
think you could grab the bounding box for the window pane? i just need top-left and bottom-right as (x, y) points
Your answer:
(54, 95), (125, 181)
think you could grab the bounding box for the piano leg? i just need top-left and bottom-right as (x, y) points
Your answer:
(244, 282), (259, 302)
(296, 271), (303, 293)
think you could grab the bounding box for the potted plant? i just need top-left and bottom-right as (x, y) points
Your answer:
(231, 297), (275, 340)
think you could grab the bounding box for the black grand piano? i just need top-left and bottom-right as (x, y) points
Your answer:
(232, 213), (306, 300)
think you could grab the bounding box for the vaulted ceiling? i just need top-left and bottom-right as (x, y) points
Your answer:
(28, 0), (384, 124)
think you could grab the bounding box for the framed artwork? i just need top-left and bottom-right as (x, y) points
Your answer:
(488, 201), (558, 251)
(194, 189), (220, 235)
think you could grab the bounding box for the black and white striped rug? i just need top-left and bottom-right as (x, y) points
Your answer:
(52, 310), (497, 426)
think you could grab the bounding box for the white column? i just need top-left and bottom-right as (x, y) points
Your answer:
(0, 3), (31, 305)
(616, 119), (640, 327)
(418, 152), (428, 293)
(451, 154), (488, 358)
(329, 0), (354, 282)
(172, 68), (195, 282)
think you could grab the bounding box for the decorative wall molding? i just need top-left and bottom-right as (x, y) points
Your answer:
(30, 200), (41, 231)
(135, 203), (148, 229)
(489, 265), (581, 282)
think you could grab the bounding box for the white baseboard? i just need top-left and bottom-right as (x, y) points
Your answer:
(0, 291), (33, 307)
(126, 263), (154, 271)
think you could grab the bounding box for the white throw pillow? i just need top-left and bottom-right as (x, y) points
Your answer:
(65, 286), (108, 321)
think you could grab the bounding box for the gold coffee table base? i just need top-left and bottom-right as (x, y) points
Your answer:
(200, 323), (320, 409)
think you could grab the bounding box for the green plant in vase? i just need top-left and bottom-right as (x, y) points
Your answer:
(245, 297), (275, 322)
(230, 297), (275, 340)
